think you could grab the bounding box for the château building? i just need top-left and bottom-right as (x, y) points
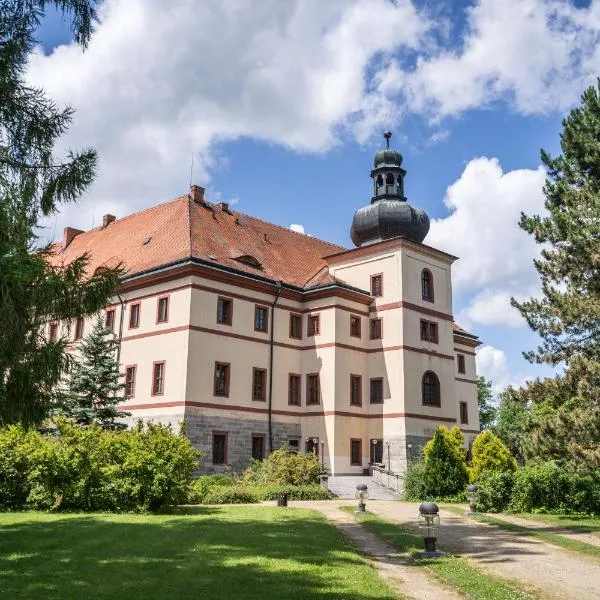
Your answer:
(50, 134), (480, 475)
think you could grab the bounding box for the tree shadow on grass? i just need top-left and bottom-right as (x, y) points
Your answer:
(0, 507), (395, 600)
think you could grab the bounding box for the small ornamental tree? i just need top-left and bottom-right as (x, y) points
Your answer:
(61, 317), (130, 429)
(423, 427), (469, 497)
(424, 426), (466, 462)
(470, 430), (517, 483)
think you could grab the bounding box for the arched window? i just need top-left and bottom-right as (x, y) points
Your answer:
(421, 269), (434, 301)
(376, 174), (383, 186)
(385, 173), (395, 185)
(422, 371), (440, 407)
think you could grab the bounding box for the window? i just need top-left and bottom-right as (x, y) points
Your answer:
(305, 437), (319, 455)
(251, 435), (265, 460)
(212, 432), (228, 465)
(49, 322), (58, 342)
(370, 318), (382, 340)
(422, 269), (434, 302)
(371, 274), (383, 297)
(105, 309), (115, 331)
(217, 297), (232, 325)
(152, 362), (165, 396)
(74, 317), (84, 340)
(254, 305), (268, 332)
(420, 319), (439, 343)
(460, 401), (469, 424)
(370, 439), (383, 464)
(307, 314), (320, 336)
(306, 374), (320, 405)
(125, 366), (136, 398)
(289, 313), (302, 339)
(214, 362), (230, 397)
(422, 371), (441, 407)
(157, 296), (169, 323)
(350, 439), (362, 466)
(129, 303), (140, 329)
(288, 374), (301, 406)
(252, 368), (267, 402)
(457, 354), (466, 374)
(370, 378), (384, 404)
(288, 439), (300, 452)
(350, 374), (362, 406)
(350, 315), (361, 338)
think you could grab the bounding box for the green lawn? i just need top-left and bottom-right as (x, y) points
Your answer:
(509, 512), (600, 534)
(341, 507), (535, 600)
(0, 507), (397, 600)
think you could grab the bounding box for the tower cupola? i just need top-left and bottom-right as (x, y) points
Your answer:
(350, 131), (430, 247)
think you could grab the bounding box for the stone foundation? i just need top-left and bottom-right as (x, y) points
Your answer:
(184, 413), (301, 473)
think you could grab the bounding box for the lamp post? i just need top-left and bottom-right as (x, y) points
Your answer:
(320, 440), (325, 469)
(371, 439), (378, 464)
(386, 441), (391, 471)
(407, 443), (413, 461)
(467, 484), (478, 515)
(312, 437), (318, 456)
(418, 502), (443, 557)
(355, 483), (368, 513)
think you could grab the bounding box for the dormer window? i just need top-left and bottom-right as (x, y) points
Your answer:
(235, 255), (262, 269)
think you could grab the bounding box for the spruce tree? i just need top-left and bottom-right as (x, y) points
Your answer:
(0, 1), (121, 427)
(62, 317), (130, 429)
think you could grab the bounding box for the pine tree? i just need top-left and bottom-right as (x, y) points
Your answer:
(62, 317), (130, 429)
(0, 2), (122, 427)
(476, 375), (496, 430)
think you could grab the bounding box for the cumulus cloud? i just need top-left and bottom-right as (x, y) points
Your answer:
(476, 345), (531, 395)
(289, 224), (306, 235)
(458, 289), (528, 329)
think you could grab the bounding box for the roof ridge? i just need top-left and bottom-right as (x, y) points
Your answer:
(203, 200), (347, 252)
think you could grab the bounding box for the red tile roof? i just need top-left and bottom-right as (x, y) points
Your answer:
(49, 196), (346, 289)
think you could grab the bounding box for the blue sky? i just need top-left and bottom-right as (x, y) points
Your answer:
(33, 0), (599, 395)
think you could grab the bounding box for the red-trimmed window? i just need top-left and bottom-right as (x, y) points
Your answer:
(350, 315), (361, 338)
(370, 318), (382, 340)
(306, 374), (320, 405)
(350, 374), (362, 406)
(129, 303), (140, 329)
(212, 432), (228, 465)
(288, 374), (301, 406)
(370, 378), (384, 404)
(422, 371), (441, 407)
(371, 274), (383, 297)
(350, 439), (362, 466)
(420, 319), (439, 343)
(252, 368), (267, 402)
(151, 362), (165, 396)
(214, 362), (230, 397)
(157, 296), (169, 323)
(422, 269), (434, 302)
(289, 313), (302, 339)
(457, 354), (466, 374)
(460, 401), (469, 424)
(105, 309), (115, 331)
(307, 314), (320, 336)
(217, 297), (232, 325)
(125, 365), (136, 398)
(254, 305), (268, 333)
(74, 317), (84, 340)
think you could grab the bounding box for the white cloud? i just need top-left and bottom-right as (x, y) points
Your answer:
(459, 289), (530, 329)
(289, 224), (306, 235)
(476, 345), (531, 394)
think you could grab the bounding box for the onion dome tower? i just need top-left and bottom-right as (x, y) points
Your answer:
(350, 131), (430, 247)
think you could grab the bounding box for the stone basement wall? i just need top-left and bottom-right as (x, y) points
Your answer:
(184, 413), (301, 474)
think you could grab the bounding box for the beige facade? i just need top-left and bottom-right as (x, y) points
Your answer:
(58, 234), (480, 475)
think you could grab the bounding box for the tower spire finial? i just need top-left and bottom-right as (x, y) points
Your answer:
(383, 130), (392, 148)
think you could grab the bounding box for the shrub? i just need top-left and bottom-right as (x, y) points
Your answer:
(476, 470), (515, 513)
(470, 431), (517, 483)
(423, 427), (469, 498)
(187, 475), (233, 504)
(402, 460), (427, 501)
(202, 487), (258, 504)
(424, 426), (466, 462)
(251, 485), (332, 501)
(240, 448), (321, 486)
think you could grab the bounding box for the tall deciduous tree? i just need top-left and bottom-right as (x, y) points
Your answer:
(476, 375), (496, 430)
(61, 317), (130, 429)
(0, 2), (121, 428)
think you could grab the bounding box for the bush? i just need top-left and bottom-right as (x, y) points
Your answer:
(240, 448), (321, 486)
(470, 431), (517, 482)
(402, 460), (427, 501)
(187, 475), (233, 504)
(423, 427), (469, 498)
(202, 487), (258, 504)
(476, 470), (515, 513)
(251, 485), (331, 501)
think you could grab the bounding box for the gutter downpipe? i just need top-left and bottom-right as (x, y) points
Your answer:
(115, 291), (126, 366)
(268, 280), (283, 454)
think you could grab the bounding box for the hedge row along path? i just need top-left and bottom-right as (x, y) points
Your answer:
(364, 501), (600, 600)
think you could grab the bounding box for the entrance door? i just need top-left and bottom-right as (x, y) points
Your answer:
(370, 439), (383, 463)
(251, 435), (265, 460)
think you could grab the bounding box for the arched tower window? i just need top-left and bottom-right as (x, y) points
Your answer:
(376, 174), (383, 186)
(422, 371), (440, 406)
(385, 173), (395, 185)
(421, 269), (434, 302)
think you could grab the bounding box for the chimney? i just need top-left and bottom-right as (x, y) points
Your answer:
(102, 214), (116, 228)
(190, 184), (205, 204)
(218, 202), (229, 213)
(63, 227), (84, 249)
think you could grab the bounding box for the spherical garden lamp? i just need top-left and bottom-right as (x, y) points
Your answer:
(418, 502), (443, 557)
(355, 483), (368, 514)
(467, 484), (478, 515)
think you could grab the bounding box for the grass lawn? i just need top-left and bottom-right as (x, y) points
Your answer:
(0, 506), (398, 600)
(508, 512), (600, 534)
(341, 507), (534, 600)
